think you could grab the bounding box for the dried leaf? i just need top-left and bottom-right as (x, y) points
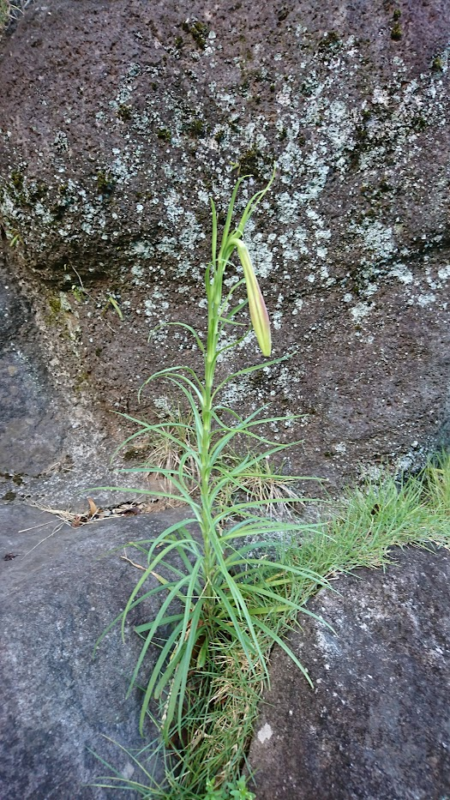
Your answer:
(87, 497), (98, 518)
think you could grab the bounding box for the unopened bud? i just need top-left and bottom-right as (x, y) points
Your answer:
(231, 238), (271, 357)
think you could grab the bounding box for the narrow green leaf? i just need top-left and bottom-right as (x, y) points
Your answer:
(90, 484), (190, 506)
(220, 175), (247, 252)
(210, 197), (218, 267)
(252, 617), (313, 687)
(130, 618), (184, 703)
(135, 613), (184, 633)
(138, 366), (204, 404)
(149, 321), (205, 354)
(212, 355), (291, 399)
(175, 597), (205, 734)
(235, 167), (276, 235)
(237, 583), (304, 612)
(219, 278), (247, 315)
(208, 529), (267, 674)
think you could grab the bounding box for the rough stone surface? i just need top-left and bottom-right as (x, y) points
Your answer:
(0, 0), (449, 488)
(0, 502), (188, 800)
(248, 546), (450, 799)
(0, 260), (67, 478)
(0, 257), (162, 509)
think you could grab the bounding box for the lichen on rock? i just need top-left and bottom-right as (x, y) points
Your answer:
(0, 0), (449, 487)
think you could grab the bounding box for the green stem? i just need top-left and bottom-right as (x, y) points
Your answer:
(200, 253), (223, 600)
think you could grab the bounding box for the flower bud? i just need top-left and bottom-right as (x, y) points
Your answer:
(232, 239), (271, 357)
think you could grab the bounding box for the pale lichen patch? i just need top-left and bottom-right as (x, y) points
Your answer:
(257, 723), (273, 744)
(350, 302), (373, 324)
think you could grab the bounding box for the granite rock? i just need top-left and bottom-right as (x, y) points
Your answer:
(0, 502), (187, 799)
(248, 546), (450, 800)
(0, 0), (449, 487)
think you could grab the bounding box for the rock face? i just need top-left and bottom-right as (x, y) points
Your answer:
(0, 260), (68, 480)
(248, 546), (450, 799)
(0, 503), (188, 800)
(0, 257), (155, 508)
(0, 0), (449, 487)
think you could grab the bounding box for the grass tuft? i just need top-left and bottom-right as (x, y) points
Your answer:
(93, 453), (450, 798)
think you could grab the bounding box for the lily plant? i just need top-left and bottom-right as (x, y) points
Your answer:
(98, 171), (326, 745)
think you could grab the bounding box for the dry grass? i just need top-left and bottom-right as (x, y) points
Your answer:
(0, 1), (32, 38)
(0, 0), (11, 33)
(235, 456), (305, 518)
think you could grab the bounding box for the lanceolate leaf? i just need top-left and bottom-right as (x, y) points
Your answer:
(100, 172), (328, 774)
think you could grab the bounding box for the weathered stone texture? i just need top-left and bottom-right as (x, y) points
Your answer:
(0, 504), (188, 799)
(248, 546), (450, 799)
(0, 259), (155, 507)
(0, 0), (449, 486)
(0, 261), (67, 478)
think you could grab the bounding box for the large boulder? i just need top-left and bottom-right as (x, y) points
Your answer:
(248, 546), (450, 799)
(0, 503), (187, 799)
(0, 0), (449, 487)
